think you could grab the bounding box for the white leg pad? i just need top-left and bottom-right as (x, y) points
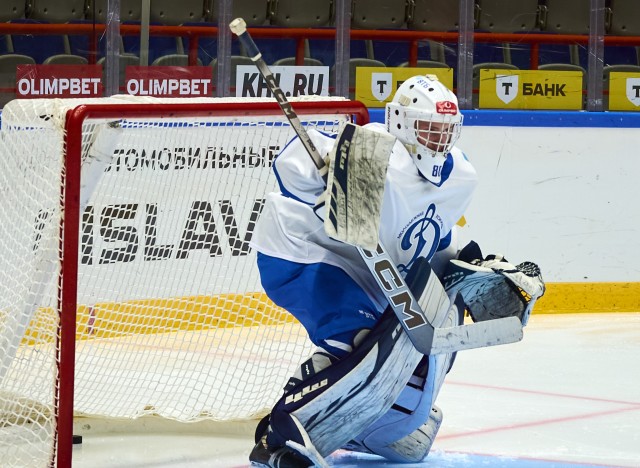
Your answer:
(343, 301), (461, 462)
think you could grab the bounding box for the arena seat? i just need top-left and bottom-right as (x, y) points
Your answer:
(272, 57), (324, 66)
(27, 0), (87, 22)
(8, 19), (69, 64)
(88, 0), (143, 23)
(476, 0), (539, 33)
(149, 0), (208, 26)
(351, 0), (407, 30)
(607, 0), (640, 67)
(406, 1), (459, 68)
(209, 0), (270, 26)
(475, 0), (540, 70)
(152, 54), (203, 66)
(0, 53), (36, 106)
(97, 53), (140, 91)
(609, 0), (640, 36)
(539, 0), (590, 69)
(43, 53), (89, 65)
(408, 0), (458, 32)
(0, 0), (26, 22)
(210, 55), (256, 94)
(269, 0), (332, 28)
(330, 57), (386, 99)
(398, 60), (450, 69)
(266, 0), (332, 66)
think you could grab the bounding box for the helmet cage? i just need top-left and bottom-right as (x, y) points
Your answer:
(404, 108), (463, 160)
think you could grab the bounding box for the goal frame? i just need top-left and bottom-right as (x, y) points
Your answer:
(56, 100), (369, 467)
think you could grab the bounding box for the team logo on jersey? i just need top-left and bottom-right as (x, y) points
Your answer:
(398, 203), (441, 273)
(626, 78), (640, 106)
(371, 72), (393, 101)
(496, 74), (519, 104)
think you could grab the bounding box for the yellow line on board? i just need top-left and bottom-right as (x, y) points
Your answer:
(535, 282), (640, 314)
(16, 283), (640, 346)
(20, 293), (296, 346)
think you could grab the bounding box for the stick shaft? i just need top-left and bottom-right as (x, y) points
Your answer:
(232, 19), (327, 175)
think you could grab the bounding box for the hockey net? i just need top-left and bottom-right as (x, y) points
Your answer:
(0, 95), (369, 467)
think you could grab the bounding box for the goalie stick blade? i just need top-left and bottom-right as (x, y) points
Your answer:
(430, 316), (523, 355)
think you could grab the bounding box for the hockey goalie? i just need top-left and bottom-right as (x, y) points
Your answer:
(247, 75), (545, 467)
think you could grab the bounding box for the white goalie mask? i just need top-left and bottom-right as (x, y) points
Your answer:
(386, 75), (463, 184)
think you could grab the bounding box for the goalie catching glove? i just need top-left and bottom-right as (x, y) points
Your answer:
(442, 241), (545, 326)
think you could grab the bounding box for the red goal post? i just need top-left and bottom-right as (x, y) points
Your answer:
(0, 96), (368, 468)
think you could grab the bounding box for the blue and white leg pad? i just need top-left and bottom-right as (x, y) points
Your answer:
(264, 258), (457, 461)
(266, 306), (424, 459)
(342, 296), (463, 462)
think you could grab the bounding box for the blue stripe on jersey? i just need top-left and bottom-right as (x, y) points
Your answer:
(272, 130), (338, 204)
(272, 166), (310, 205)
(437, 230), (452, 251)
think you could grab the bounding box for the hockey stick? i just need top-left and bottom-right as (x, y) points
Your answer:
(229, 18), (523, 355)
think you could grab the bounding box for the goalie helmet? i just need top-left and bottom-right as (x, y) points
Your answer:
(386, 75), (463, 184)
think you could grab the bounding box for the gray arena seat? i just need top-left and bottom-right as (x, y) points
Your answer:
(476, 0), (541, 66)
(351, 0), (407, 29)
(88, 0), (143, 23)
(210, 0), (270, 26)
(150, 0), (208, 25)
(0, 0), (26, 22)
(152, 54), (203, 66)
(609, 0), (640, 36)
(407, 1), (459, 66)
(538, 0), (591, 69)
(330, 57), (386, 100)
(270, 0), (332, 28)
(43, 54), (89, 65)
(0, 54), (36, 107)
(210, 55), (256, 94)
(408, 0), (458, 32)
(27, 0), (87, 22)
(476, 0), (540, 33)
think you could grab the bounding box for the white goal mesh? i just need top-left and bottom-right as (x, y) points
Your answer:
(0, 96), (368, 467)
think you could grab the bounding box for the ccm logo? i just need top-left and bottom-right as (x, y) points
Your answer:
(436, 101), (458, 114)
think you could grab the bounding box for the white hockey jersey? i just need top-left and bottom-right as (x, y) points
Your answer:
(250, 123), (477, 312)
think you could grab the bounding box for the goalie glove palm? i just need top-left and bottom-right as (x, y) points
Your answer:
(443, 253), (545, 326)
